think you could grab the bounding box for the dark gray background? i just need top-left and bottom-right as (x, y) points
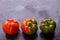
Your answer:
(0, 0), (60, 40)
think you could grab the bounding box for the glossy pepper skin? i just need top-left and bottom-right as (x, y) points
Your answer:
(21, 18), (38, 35)
(40, 18), (56, 34)
(2, 18), (19, 35)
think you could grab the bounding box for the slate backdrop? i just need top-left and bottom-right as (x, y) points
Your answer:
(0, 0), (60, 40)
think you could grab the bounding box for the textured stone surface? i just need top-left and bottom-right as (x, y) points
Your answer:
(0, 0), (60, 40)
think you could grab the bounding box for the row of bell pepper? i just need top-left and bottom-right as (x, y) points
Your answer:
(2, 18), (56, 35)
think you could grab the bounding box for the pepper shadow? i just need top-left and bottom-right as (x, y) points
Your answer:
(40, 32), (54, 40)
(23, 33), (38, 40)
(5, 30), (20, 40)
